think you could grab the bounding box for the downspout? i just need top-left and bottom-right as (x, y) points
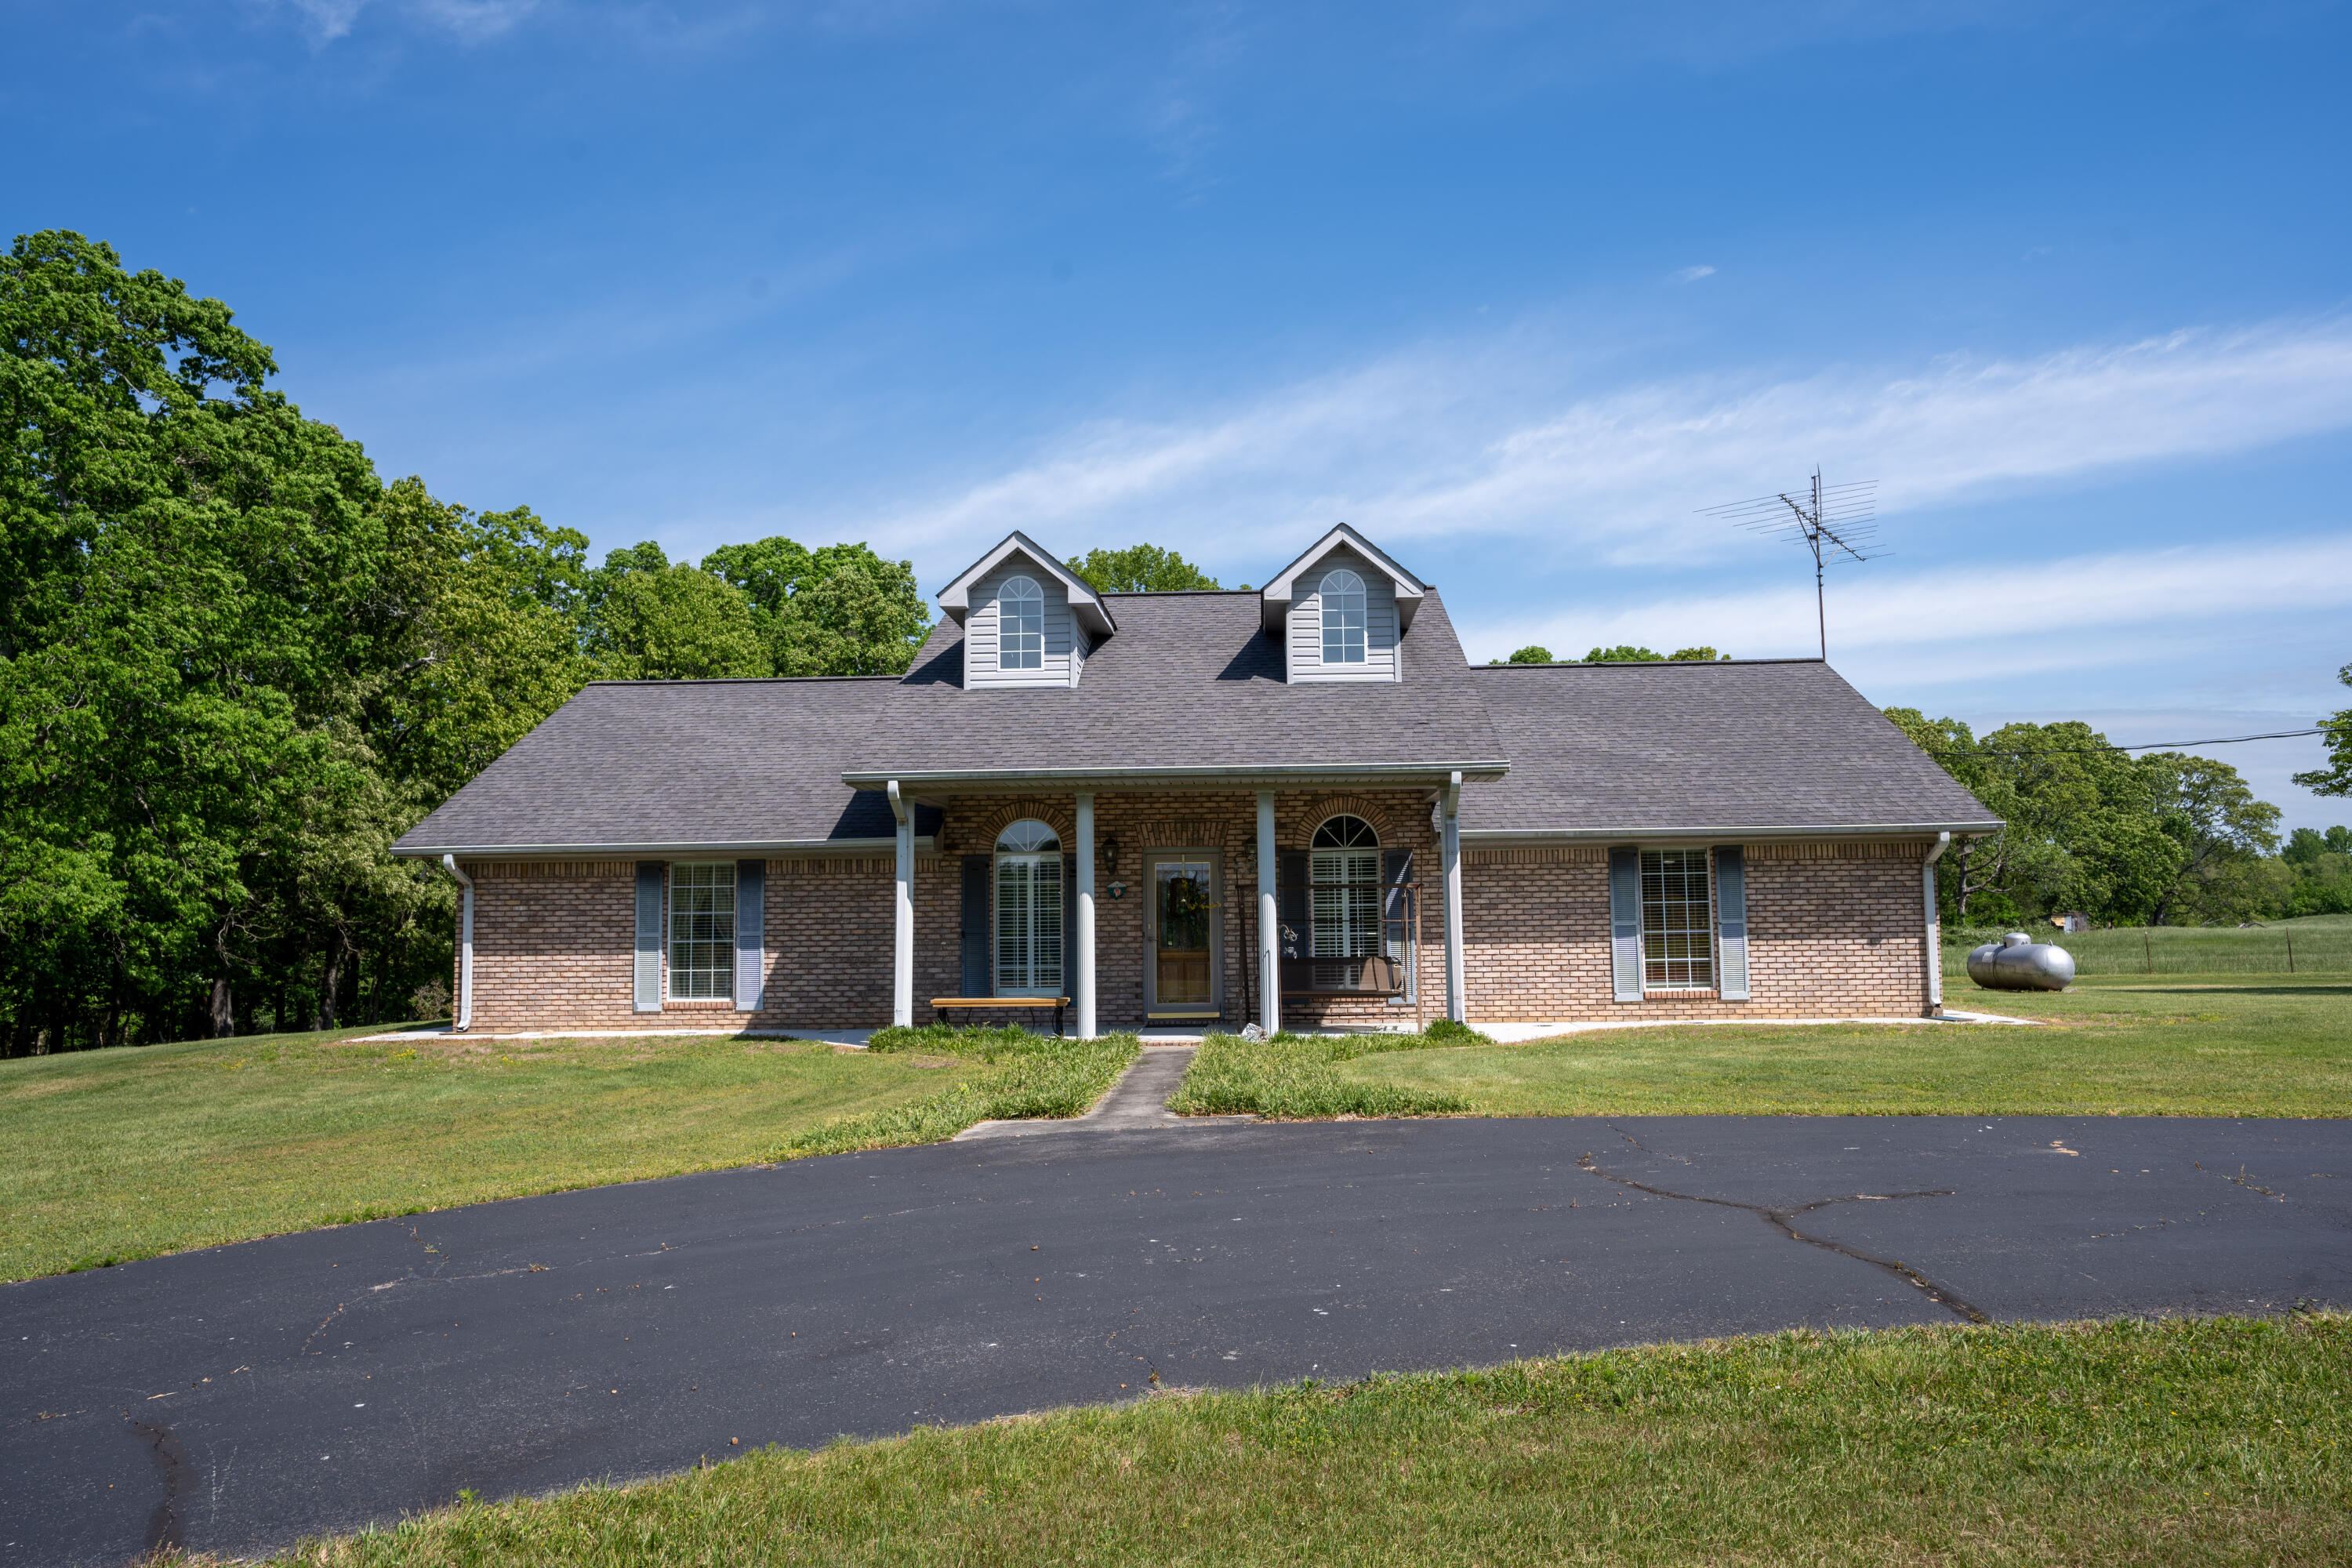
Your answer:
(440, 855), (474, 1033)
(887, 781), (915, 1029)
(1441, 770), (1466, 1024)
(1922, 832), (1950, 1017)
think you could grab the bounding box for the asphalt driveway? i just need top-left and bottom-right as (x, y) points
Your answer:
(5, 1115), (2347, 1565)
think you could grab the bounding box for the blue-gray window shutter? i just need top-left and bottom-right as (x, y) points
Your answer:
(1608, 847), (1642, 1003)
(1278, 851), (1309, 965)
(735, 858), (765, 1011)
(960, 856), (991, 996)
(1383, 849), (1414, 997)
(1715, 845), (1749, 1000)
(634, 862), (665, 1011)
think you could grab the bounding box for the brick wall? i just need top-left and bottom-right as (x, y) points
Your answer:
(1460, 840), (1933, 1021)
(452, 820), (1934, 1033)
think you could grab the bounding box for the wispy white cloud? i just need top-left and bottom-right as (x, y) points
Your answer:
(1472, 534), (2352, 672)
(875, 316), (2352, 565)
(276, 0), (539, 42)
(1670, 263), (1716, 282)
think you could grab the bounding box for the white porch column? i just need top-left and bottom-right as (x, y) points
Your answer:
(1441, 770), (1466, 1024)
(888, 780), (914, 1029)
(1074, 791), (1097, 1039)
(1257, 789), (1279, 1033)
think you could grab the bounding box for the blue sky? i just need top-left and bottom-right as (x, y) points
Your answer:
(10, 0), (2351, 828)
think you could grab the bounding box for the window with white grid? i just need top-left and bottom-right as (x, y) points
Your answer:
(994, 818), (1063, 995)
(1319, 568), (1367, 665)
(668, 862), (735, 1000)
(1310, 815), (1382, 961)
(1640, 848), (1715, 991)
(999, 575), (1044, 670)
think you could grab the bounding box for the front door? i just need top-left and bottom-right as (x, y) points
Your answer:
(1146, 853), (1220, 1012)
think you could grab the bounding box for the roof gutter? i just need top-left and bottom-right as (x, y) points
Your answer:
(1459, 820), (2002, 845)
(392, 836), (933, 860)
(438, 855), (474, 1033)
(842, 760), (1511, 792)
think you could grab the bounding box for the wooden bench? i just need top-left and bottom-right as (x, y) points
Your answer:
(930, 996), (1069, 1036)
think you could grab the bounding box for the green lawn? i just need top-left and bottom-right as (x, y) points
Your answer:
(221, 1315), (2350, 1567)
(0, 1024), (1133, 1283)
(1947, 913), (2352, 977)
(1316, 975), (2352, 1119)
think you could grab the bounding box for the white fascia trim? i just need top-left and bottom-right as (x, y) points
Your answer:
(844, 760), (1509, 792)
(393, 837), (935, 859)
(934, 530), (1116, 638)
(1459, 821), (2003, 844)
(1259, 524), (1428, 635)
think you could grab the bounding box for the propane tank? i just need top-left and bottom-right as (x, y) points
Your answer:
(1965, 931), (2076, 991)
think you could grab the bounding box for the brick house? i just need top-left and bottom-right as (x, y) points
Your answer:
(390, 525), (1999, 1035)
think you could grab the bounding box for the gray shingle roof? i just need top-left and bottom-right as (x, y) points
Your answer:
(842, 589), (1506, 782)
(391, 607), (1998, 858)
(1462, 659), (2000, 836)
(392, 678), (934, 855)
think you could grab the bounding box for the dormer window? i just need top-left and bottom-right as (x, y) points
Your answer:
(931, 532), (1116, 689)
(1000, 575), (1044, 670)
(1319, 569), (1367, 665)
(1258, 524), (1424, 684)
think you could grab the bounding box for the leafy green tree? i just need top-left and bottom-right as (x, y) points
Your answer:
(2143, 753), (2281, 925)
(1669, 647), (1730, 662)
(1582, 645), (1664, 662)
(365, 482), (597, 800)
(1065, 543), (1221, 593)
(2292, 661), (2352, 797)
(2, 230), (387, 1046)
(583, 549), (767, 681)
(702, 537), (931, 676)
(1494, 645), (1554, 664)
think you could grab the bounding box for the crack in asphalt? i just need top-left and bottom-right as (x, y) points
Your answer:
(1577, 1149), (1991, 1324)
(131, 1420), (190, 1555)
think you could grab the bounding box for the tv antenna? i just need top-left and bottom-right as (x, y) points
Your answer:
(1698, 468), (1881, 659)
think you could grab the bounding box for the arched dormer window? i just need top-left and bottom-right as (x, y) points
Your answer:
(999, 575), (1044, 670)
(1319, 568), (1366, 665)
(994, 818), (1063, 994)
(1308, 815), (1381, 962)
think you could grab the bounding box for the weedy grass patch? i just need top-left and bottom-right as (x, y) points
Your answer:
(1169, 1022), (1483, 1118)
(220, 1314), (2352, 1567)
(775, 1026), (1137, 1157)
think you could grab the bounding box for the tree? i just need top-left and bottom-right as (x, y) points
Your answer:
(1064, 543), (1221, 593)
(1582, 645), (1663, 662)
(2144, 753), (2281, 925)
(1494, 645), (1554, 664)
(582, 547), (767, 681)
(2292, 662), (2352, 797)
(2, 230), (394, 1047)
(1668, 647), (1730, 662)
(702, 537), (930, 676)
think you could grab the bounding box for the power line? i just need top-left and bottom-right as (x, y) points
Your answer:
(1926, 728), (2325, 757)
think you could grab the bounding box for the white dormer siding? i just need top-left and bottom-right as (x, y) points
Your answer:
(966, 567), (1091, 688)
(1286, 550), (1400, 683)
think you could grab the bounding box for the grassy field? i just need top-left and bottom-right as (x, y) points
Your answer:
(216, 1315), (2350, 1567)
(0, 1024), (1133, 1283)
(1305, 975), (2352, 1119)
(1946, 911), (2352, 978)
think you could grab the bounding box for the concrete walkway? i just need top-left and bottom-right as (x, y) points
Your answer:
(956, 1044), (1250, 1139)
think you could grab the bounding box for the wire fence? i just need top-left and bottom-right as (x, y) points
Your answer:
(1940, 921), (2352, 977)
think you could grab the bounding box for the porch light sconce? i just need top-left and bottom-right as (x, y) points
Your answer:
(1102, 836), (1122, 877)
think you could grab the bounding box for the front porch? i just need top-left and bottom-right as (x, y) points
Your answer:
(877, 781), (1473, 1039)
